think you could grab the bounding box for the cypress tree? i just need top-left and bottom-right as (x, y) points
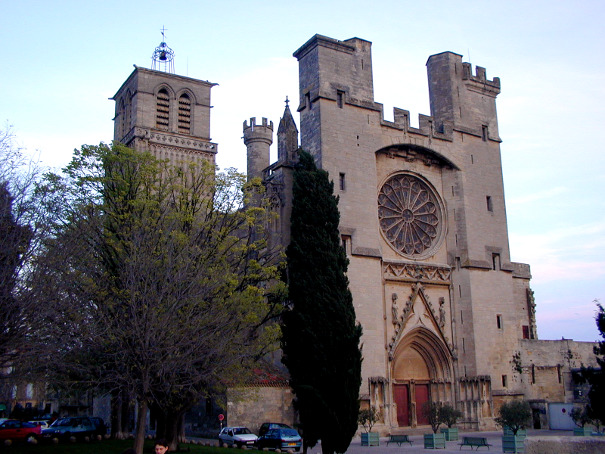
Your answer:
(282, 151), (362, 454)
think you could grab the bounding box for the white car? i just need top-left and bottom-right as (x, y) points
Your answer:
(28, 420), (51, 430)
(218, 426), (258, 448)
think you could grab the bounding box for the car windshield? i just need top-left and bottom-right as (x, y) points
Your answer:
(234, 428), (251, 435)
(54, 418), (82, 426)
(281, 429), (299, 437)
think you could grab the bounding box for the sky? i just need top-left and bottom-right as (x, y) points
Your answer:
(2, 0), (604, 342)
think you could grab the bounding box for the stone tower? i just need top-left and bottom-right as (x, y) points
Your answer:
(112, 66), (218, 166)
(244, 104), (299, 247)
(243, 117), (273, 182)
(255, 34), (536, 430)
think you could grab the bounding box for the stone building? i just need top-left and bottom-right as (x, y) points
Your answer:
(109, 34), (599, 434)
(241, 34), (598, 432)
(112, 65), (218, 166)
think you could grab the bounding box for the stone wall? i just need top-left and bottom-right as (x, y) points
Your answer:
(226, 386), (296, 434)
(525, 435), (605, 454)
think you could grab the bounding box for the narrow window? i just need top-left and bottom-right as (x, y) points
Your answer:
(462, 337), (465, 353)
(492, 253), (500, 270)
(337, 91), (344, 108)
(522, 325), (530, 339)
(455, 234), (458, 247)
(482, 125), (488, 141)
(178, 93), (192, 134)
(118, 98), (126, 139)
(557, 365), (562, 383)
(341, 235), (351, 255)
(455, 257), (461, 270)
(305, 92), (312, 110)
(451, 185), (455, 196)
(471, 154), (474, 164)
(486, 196), (493, 212)
(531, 364), (536, 384)
(458, 285), (462, 298)
(496, 314), (503, 330)
(339, 172), (346, 191)
(460, 310), (463, 324)
(156, 88), (170, 130)
(502, 375), (508, 387)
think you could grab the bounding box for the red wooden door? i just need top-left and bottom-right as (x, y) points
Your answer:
(415, 384), (430, 425)
(393, 384), (410, 426)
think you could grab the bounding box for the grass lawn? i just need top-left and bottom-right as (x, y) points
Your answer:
(0, 439), (245, 454)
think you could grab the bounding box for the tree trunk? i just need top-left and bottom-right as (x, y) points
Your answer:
(111, 388), (132, 439)
(133, 400), (148, 454)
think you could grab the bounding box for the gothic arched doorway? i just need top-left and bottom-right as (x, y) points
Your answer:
(391, 328), (452, 427)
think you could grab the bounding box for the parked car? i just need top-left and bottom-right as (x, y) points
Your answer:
(0, 419), (41, 442)
(256, 427), (302, 451)
(258, 422), (292, 437)
(218, 426), (258, 448)
(28, 419), (51, 430)
(41, 416), (97, 440)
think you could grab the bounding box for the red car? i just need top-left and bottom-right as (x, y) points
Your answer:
(0, 419), (41, 442)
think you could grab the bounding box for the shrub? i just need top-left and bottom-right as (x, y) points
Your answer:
(440, 404), (463, 428)
(495, 400), (531, 435)
(570, 406), (593, 428)
(358, 406), (381, 432)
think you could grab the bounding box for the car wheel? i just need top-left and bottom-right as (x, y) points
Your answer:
(25, 434), (38, 443)
(236, 442), (242, 449)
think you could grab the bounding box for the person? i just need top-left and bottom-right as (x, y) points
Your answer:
(155, 439), (170, 454)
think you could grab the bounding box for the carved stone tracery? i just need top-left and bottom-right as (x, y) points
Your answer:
(378, 173), (444, 258)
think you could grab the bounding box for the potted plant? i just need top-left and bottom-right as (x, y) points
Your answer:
(358, 406), (381, 446)
(495, 400), (531, 453)
(423, 402), (446, 449)
(439, 404), (462, 441)
(570, 406), (593, 436)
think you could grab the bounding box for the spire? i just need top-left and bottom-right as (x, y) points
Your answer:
(278, 96), (299, 162)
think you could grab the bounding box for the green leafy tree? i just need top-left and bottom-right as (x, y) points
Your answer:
(495, 400), (531, 435)
(357, 406), (381, 433)
(440, 403), (463, 428)
(281, 151), (362, 454)
(31, 143), (284, 453)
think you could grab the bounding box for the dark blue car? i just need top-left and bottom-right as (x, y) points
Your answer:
(257, 427), (302, 451)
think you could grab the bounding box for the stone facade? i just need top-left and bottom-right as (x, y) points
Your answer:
(244, 34), (598, 432)
(112, 66), (217, 166)
(107, 34), (600, 435)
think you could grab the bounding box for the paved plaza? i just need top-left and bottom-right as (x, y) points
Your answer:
(311, 429), (574, 454)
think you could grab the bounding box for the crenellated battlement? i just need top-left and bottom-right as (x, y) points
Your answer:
(462, 62), (500, 96)
(243, 117), (274, 132)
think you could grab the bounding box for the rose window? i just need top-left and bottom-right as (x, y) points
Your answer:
(378, 174), (443, 257)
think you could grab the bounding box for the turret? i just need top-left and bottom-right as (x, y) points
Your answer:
(427, 52), (501, 140)
(243, 117), (273, 181)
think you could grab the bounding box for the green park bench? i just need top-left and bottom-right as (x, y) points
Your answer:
(386, 434), (413, 446)
(459, 436), (492, 450)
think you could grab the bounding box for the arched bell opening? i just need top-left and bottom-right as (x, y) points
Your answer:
(391, 327), (454, 427)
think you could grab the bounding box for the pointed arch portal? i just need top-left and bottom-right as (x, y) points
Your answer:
(391, 327), (453, 427)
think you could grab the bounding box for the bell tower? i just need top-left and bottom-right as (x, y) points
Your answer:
(111, 30), (218, 166)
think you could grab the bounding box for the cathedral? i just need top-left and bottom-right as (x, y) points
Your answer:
(111, 34), (598, 433)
